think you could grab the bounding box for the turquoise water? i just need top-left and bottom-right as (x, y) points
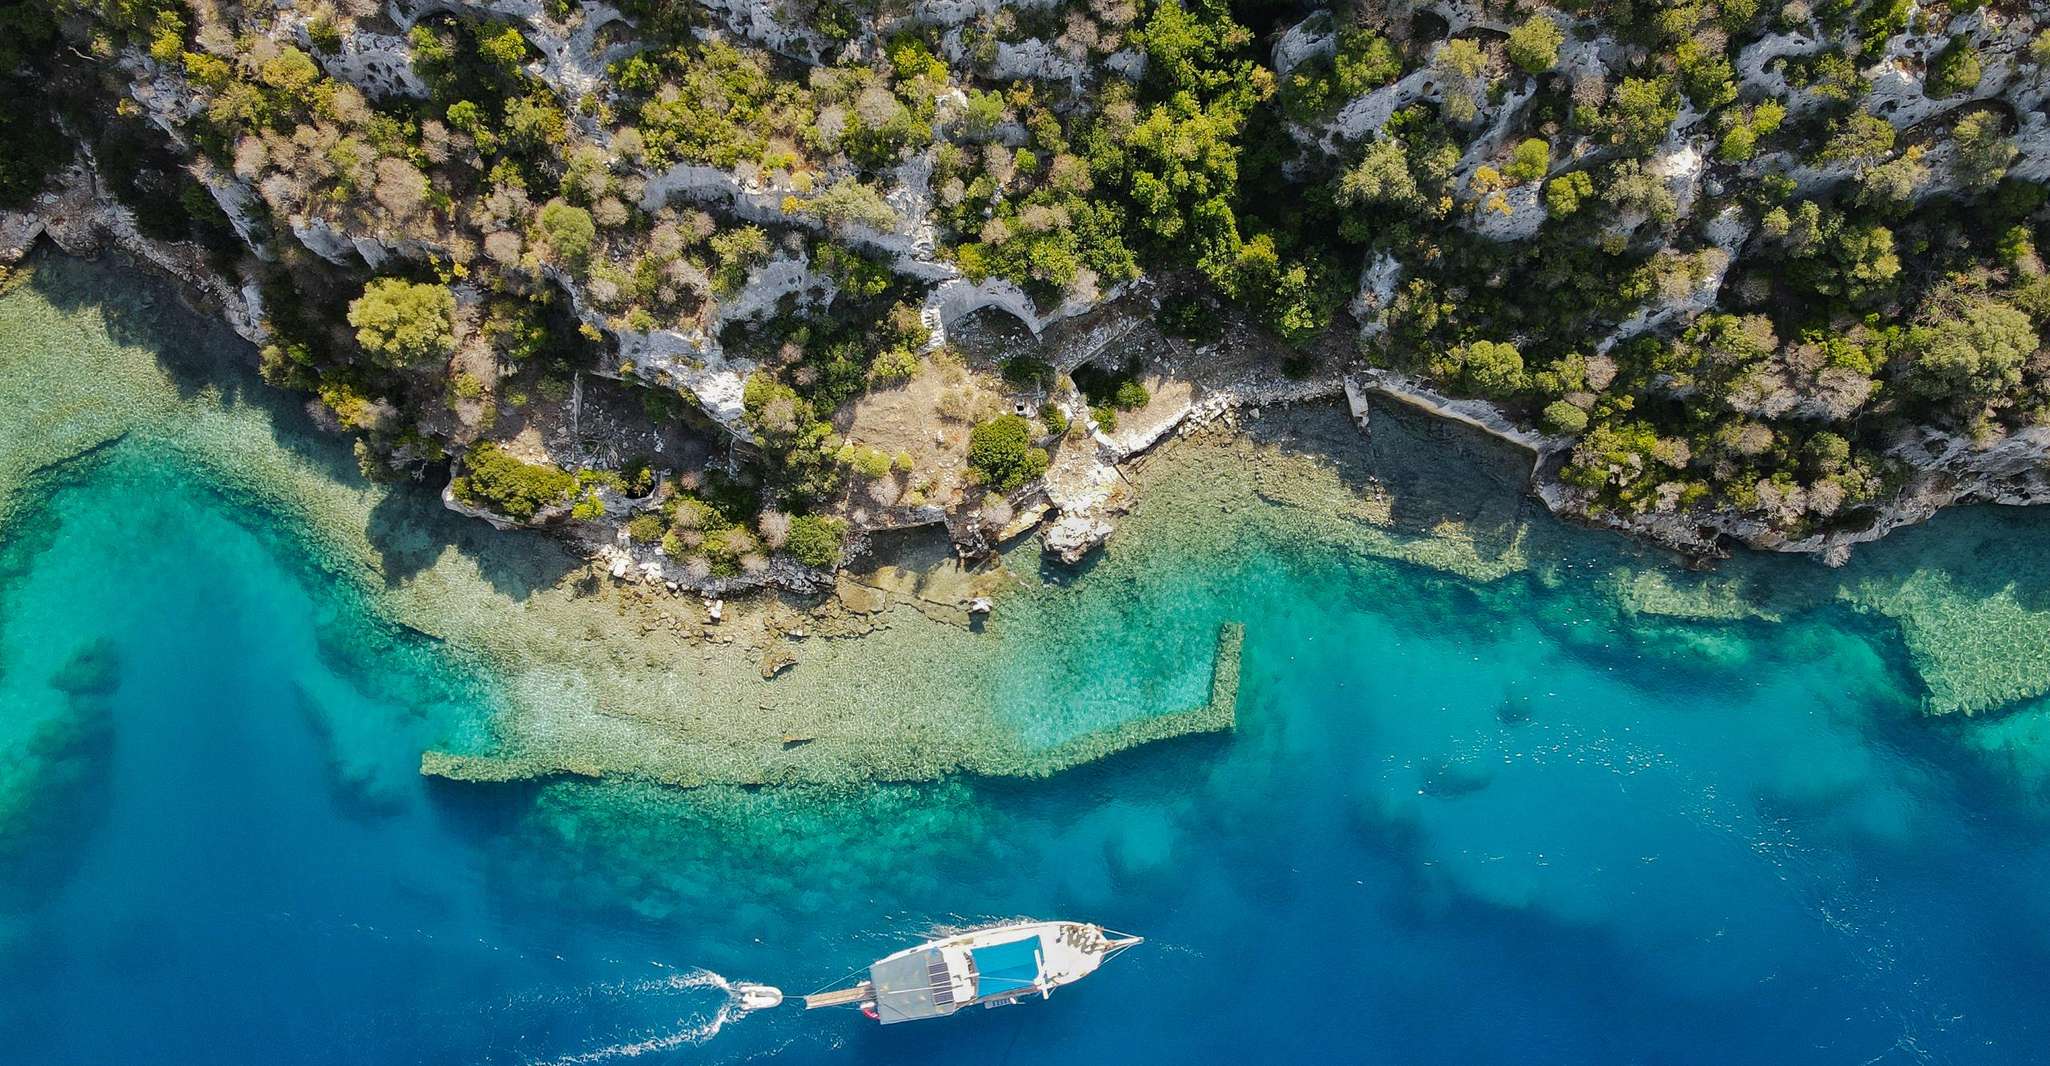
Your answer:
(9, 263), (2050, 1062)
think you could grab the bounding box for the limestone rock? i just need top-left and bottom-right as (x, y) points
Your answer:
(834, 577), (887, 615)
(1041, 512), (1114, 565)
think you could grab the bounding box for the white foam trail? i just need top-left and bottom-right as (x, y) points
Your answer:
(526, 970), (767, 1066)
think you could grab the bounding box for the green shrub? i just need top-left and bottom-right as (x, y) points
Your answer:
(1002, 355), (1055, 388)
(848, 445), (893, 479)
(619, 456), (657, 496)
(704, 524), (760, 562)
(1039, 402), (1070, 437)
(1542, 400), (1590, 435)
(451, 442), (576, 522)
(867, 346), (920, 385)
(1927, 38), (1983, 99)
(1160, 292), (1223, 342)
(967, 414), (1051, 491)
(786, 515), (846, 568)
(1072, 363), (1150, 411)
(627, 513), (665, 542)
(1505, 139), (1551, 184)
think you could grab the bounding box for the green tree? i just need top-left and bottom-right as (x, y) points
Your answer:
(1816, 112), (1895, 170)
(1457, 339), (1526, 397)
(1790, 219), (1899, 305)
(503, 93), (568, 152)
(1544, 171), (1594, 216)
(1610, 77), (1678, 152)
(1137, 0), (1264, 105)
(1675, 40), (1737, 111)
(1714, 101), (1785, 163)
(1227, 233), (1330, 343)
(1717, 123), (1759, 162)
(1603, 160), (1678, 225)
(1905, 296), (2036, 403)
(1952, 111), (2016, 190)
(709, 225), (771, 293)
(795, 177), (898, 232)
(961, 89), (1006, 137)
(479, 26), (530, 71)
(1505, 138), (1551, 184)
(1858, 146), (1928, 206)
(1434, 38), (1487, 123)
(1506, 15), (1564, 74)
(347, 278), (457, 368)
(1336, 138), (1422, 210)
(537, 201), (597, 262)
(1333, 29), (1402, 95)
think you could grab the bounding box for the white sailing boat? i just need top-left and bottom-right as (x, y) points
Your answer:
(799, 920), (1143, 1024)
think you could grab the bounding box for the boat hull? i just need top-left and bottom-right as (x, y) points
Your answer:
(805, 920), (1141, 1025)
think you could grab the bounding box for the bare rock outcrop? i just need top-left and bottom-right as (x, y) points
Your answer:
(1040, 511), (1115, 565)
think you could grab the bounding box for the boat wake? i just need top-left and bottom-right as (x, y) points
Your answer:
(525, 970), (774, 1066)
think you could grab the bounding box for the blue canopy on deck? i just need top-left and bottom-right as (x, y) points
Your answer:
(971, 936), (1044, 997)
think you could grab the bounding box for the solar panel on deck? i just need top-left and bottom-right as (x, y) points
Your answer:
(870, 948), (950, 1024)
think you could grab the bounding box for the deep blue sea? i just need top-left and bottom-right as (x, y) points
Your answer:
(8, 261), (2050, 1064)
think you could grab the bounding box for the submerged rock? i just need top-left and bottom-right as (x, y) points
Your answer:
(48, 637), (120, 696)
(760, 649), (798, 679)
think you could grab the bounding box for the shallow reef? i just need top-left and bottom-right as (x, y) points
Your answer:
(0, 253), (1247, 794)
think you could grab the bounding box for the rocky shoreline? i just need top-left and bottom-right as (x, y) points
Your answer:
(18, 244), (2050, 809)
(11, 163), (2050, 583)
(0, 165), (262, 342)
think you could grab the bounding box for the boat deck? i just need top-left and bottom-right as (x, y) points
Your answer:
(802, 984), (872, 1009)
